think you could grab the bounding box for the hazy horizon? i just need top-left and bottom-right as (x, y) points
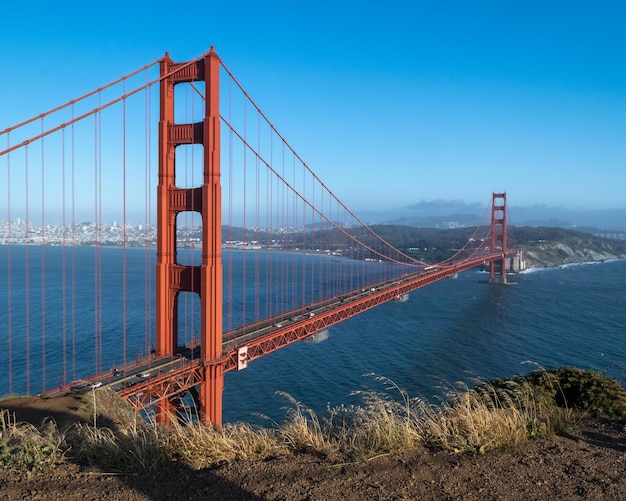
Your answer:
(2, 198), (625, 231)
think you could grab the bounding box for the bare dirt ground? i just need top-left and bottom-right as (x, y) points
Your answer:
(1, 394), (625, 500)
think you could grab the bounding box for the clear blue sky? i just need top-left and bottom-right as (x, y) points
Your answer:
(2, 1), (625, 220)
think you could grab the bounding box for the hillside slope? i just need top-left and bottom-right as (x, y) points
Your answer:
(513, 226), (626, 268)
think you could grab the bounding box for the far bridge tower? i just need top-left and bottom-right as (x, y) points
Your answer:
(489, 192), (508, 284)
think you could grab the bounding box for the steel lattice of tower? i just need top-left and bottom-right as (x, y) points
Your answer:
(156, 48), (223, 426)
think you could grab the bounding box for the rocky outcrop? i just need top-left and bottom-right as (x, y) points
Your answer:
(520, 239), (626, 269)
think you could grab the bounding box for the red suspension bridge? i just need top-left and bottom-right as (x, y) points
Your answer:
(0, 48), (516, 427)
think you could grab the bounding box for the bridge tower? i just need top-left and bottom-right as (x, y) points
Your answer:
(156, 48), (223, 426)
(489, 192), (508, 284)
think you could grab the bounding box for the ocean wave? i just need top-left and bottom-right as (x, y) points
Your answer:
(301, 329), (329, 344)
(519, 267), (550, 274)
(563, 260), (606, 268)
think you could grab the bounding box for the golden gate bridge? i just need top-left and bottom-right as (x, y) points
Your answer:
(0, 48), (516, 427)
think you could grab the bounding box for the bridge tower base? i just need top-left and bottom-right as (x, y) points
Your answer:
(489, 193), (508, 285)
(156, 48), (223, 427)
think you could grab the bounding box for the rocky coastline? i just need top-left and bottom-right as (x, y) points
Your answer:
(517, 233), (626, 269)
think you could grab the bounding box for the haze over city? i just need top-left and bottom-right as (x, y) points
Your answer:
(2, 1), (625, 228)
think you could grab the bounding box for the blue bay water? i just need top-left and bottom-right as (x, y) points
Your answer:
(224, 259), (626, 424)
(1, 245), (625, 425)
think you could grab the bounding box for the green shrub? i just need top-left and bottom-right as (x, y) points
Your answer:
(525, 367), (626, 417)
(0, 411), (64, 471)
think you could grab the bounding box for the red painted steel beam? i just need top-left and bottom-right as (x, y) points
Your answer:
(122, 364), (205, 411)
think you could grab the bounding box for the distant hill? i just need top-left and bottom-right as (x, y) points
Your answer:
(511, 226), (626, 268)
(365, 225), (626, 267)
(382, 213), (482, 229)
(345, 225), (624, 268)
(221, 224), (626, 269)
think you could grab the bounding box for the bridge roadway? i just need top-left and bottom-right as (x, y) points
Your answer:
(45, 252), (510, 410)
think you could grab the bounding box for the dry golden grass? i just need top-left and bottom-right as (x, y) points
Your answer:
(2, 368), (624, 473)
(424, 380), (541, 453)
(169, 419), (283, 468)
(66, 417), (168, 472)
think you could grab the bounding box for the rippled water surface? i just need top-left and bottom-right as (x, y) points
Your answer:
(1, 246), (624, 425)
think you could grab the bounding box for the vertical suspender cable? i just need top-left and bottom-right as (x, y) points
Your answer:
(241, 98), (247, 331)
(279, 134), (287, 312)
(297, 157), (303, 310)
(266, 124), (270, 317)
(122, 82), (128, 367)
(98, 98), (103, 374)
(265, 123), (271, 319)
(310, 180), (315, 304)
(182, 89), (188, 345)
(71, 106), (76, 381)
(255, 113), (260, 322)
(331, 197), (336, 297)
(144, 78), (152, 358)
(227, 78), (233, 331)
(300, 160), (309, 306)
(281, 140), (286, 311)
(290, 151), (297, 309)
(40, 118), (46, 390)
(345, 211), (350, 293)
(6, 134), (12, 393)
(94, 103), (103, 375)
(61, 127), (67, 386)
(271, 135), (276, 316)
(190, 82), (195, 347)
(93, 113), (98, 374)
(183, 86), (189, 345)
(25, 146), (30, 394)
(288, 149), (292, 310)
(320, 188), (325, 299)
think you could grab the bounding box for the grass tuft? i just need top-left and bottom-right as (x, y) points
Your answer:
(0, 410), (65, 471)
(66, 418), (168, 473)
